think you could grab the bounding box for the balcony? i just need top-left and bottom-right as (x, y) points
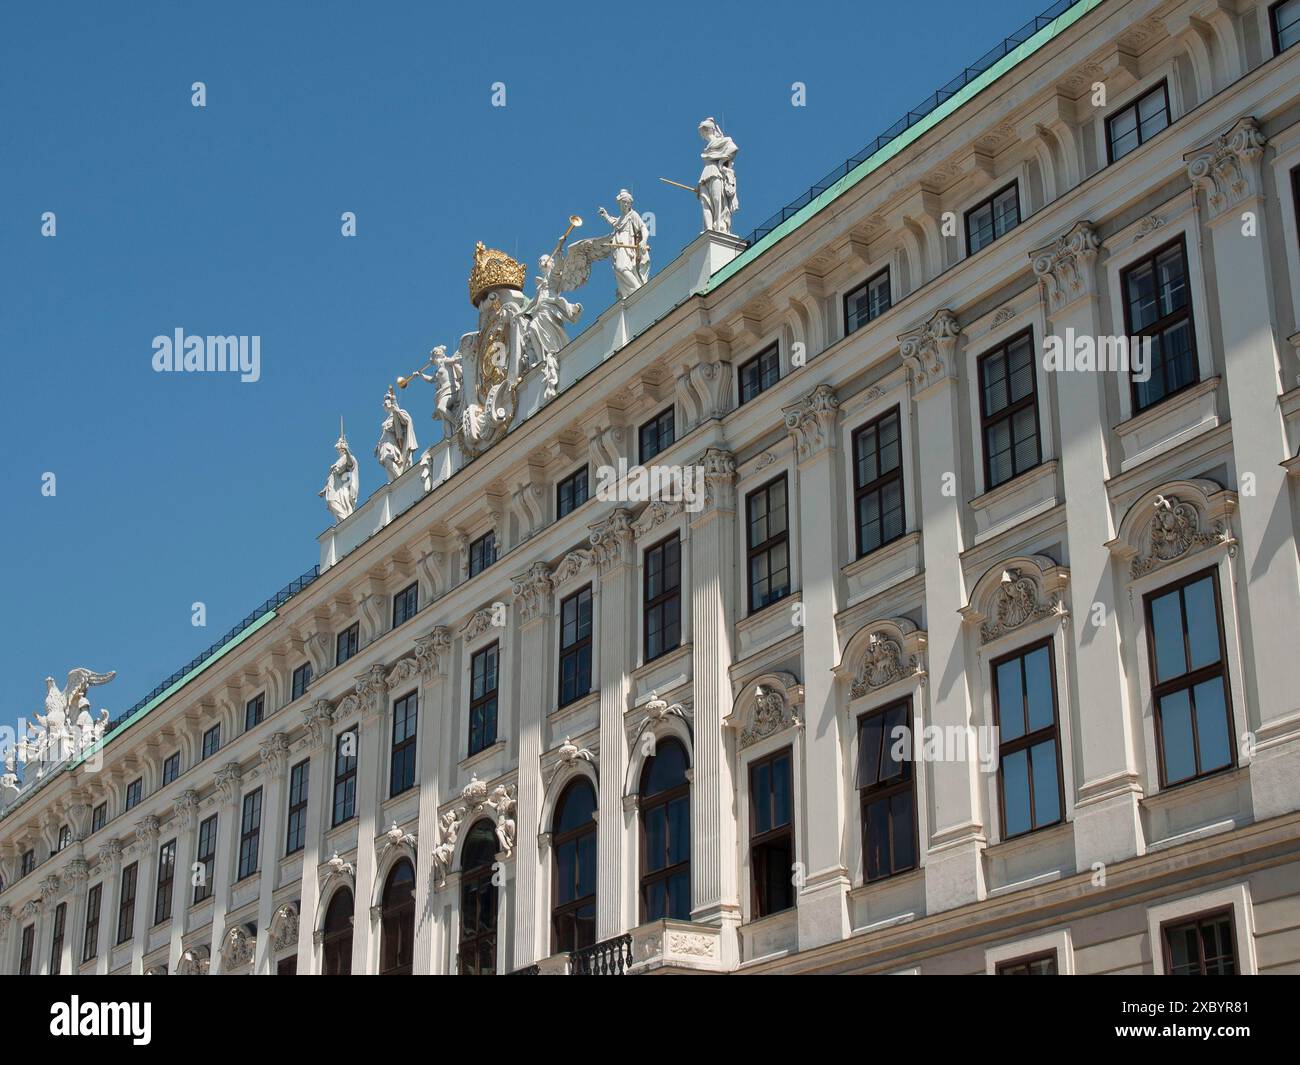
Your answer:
(524, 922), (726, 974)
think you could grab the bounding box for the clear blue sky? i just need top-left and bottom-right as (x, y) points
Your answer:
(0, 0), (1047, 733)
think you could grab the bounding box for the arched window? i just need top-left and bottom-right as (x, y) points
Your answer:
(552, 779), (597, 953)
(321, 888), (353, 975)
(458, 820), (498, 975)
(639, 737), (691, 922)
(379, 859), (415, 975)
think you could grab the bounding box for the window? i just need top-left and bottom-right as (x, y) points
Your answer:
(201, 725), (220, 761)
(552, 779), (598, 954)
(193, 814), (217, 904)
(277, 956), (298, 975)
(57, 824), (71, 852)
(124, 778), (142, 811)
(992, 640), (1063, 838)
(285, 759), (309, 855)
(468, 533), (497, 578)
(50, 901), (66, 975)
(91, 802), (107, 835)
(154, 839), (176, 925)
(1106, 82), (1170, 162)
(558, 587), (593, 707)
(852, 408), (905, 557)
(738, 344), (780, 404)
(291, 662), (313, 701)
(1122, 237), (1197, 413)
(458, 821), (500, 975)
(336, 622), (360, 666)
(116, 862), (138, 944)
(393, 582), (419, 627)
(468, 644), (499, 756)
(390, 691), (418, 797)
(82, 883), (102, 963)
(244, 693), (265, 732)
(18, 924), (34, 976)
(746, 476), (790, 613)
(997, 952), (1059, 975)
(321, 889), (354, 975)
(20, 849), (35, 877)
(1272, 0), (1300, 53)
(333, 729), (358, 826)
(1162, 910), (1237, 975)
(1144, 570), (1234, 788)
(379, 859), (416, 975)
(643, 534), (681, 662)
(857, 700), (917, 882)
(639, 407), (675, 464)
(978, 330), (1041, 490)
(161, 751), (180, 786)
(237, 788), (263, 880)
(749, 748), (795, 917)
(640, 738), (691, 922)
(557, 467), (589, 518)
(966, 182), (1020, 254)
(845, 269), (891, 333)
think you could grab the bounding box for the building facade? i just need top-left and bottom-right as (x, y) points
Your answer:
(3, 0), (1300, 976)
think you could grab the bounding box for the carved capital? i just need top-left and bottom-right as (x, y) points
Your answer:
(259, 733), (291, 779)
(134, 815), (160, 847)
(898, 309), (960, 394)
(782, 385), (840, 462)
(589, 508), (635, 571)
(356, 664), (390, 718)
(97, 839), (122, 870)
(215, 762), (243, 807)
(302, 698), (336, 750)
(511, 562), (555, 623)
(414, 626), (453, 680)
(173, 790), (201, 830)
(697, 447), (737, 512)
(1185, 117), (1266, 221)
(1031, 221), (1101, 315)
(66, 858), (90, 884)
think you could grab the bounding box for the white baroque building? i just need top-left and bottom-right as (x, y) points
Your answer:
(4, 0), (1300, 977)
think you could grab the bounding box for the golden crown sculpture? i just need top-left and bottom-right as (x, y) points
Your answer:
(468, 241), (527, 306)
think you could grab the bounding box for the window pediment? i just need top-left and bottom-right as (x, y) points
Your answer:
(1109, 479), (1236, 579)
(961, 555), (1069, 645)
(724, 672), (804, 750)
(837, 619), (928, 696)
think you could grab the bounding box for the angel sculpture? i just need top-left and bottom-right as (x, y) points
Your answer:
(74, 699), (112, 748)
(519, 254), (582, 400)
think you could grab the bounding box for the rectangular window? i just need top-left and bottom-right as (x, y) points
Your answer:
(393, 582), (419, 627)
(1163, 909), (1237, 974)
(57, 824), (71, 851)
(746, 476), (790, 613)
(557, 467), (590, 519)
(161, 751), (180, 786)
(643, 534), (681, 662)
(468, 533), (497, 578)
(992, 639), (1064, 838)
(979, 330), (1041, 490)
(336, 622), (359, 666)
(194, 815), (217, 904)
(390, 690), (418, 797)
(50, 901), (66, 975)
(996, 952), (1059, 975)
(116, 862), (138, 944)
(82, 883), (102, 963)
(124, 778), (143, 811)
(965, 182), (1020, 254)
(844, 269), (891, 334)
(852, 407), (905, 557)
(237, 788), (263, 881)
(154, 839), (176, 925)
(20, 849), (35, 877)
(333, 729), (358, 826)
(1272, 0), (1300, 53)
(749, 748), (795, 918)
(285, 759), (310, 855)
(1144, 569), (1234, 788)
(291, 662), (313, 701)
(244, 693), (265, 732)
(738, 344), (780, 405)
(18, 924), (34, 976)
(1122, 236), (1197, 413)
(1106, 82), (1170, 162)
(201, 725), (221, 761)
(91, 802), (107, 835)
(469, 644), (500, 756)
(638, 407), (675, 464)
(857, 700), (917, 882)
(558, 587), (594, 707)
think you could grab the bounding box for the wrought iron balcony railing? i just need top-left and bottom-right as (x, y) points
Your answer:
(569, 933), (633, 975)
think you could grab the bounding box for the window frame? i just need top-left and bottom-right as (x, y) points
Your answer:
(392, 581), (420, 627)
(468, 532), (497, 579)
(856, 698), (919, 884)
(201, 724), (221, 761)
(642, 533), (682, 663)
(291, 661), (313, 701)
(556, 466), (590, 519)
(1271, 0), (1300, 54)
(468, 643), (500, 757)
(976, 328), (1043, 492)
(50, 900), (67, 975)
(82, 882), (102, 963)
(638, 407), (675, 464)
(995, 951), (1059, 975)
(1160, 907), (1238, 976)
(91, 802), (107, 835)
(1120, 234), (1199, 414)
(1105, 80), (1171, 164)
(550, 778), (599, 955)
(116, 861), (138, 945)
(18, 923), (34, 975)
(844, 268), (891, 335)
(336, 622), (360, 666)
(332, 728), (358, 827)
(745, 474), (791, 615)
(124, 778), (143, 811)
(237, 788), (263, 881)
(638, 739), (692, 924)
(390, 689), (419, 797)
(990, 637), (1065, 840)
(851, 405), (906, 558)
(737, 343), (781, 406)
(964, 181), (1021, 255)
(558, 585), (594, 708)
(457, 821), (500, 975)
(748, 746), (796, 919)
(286, 758), (310, 855)
(193, 814), (217, 904)
(244, 693), (265, 732)
(154, 838), (176, 925)
(161, 751), (180, 786)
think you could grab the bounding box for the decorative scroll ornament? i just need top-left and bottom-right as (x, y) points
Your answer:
(221, 925), (255, 969)
(851, 634), (908, 696)
(269, 903), (299, 953)
(782, 386), (840, 462)
(730, 675), (805, 750)
(176, 943), (210, 975)
(1185, 117), (1266, 220)
(322, 851), (355, 887)
(839, 619), (929, 696)
(461, 608), (496, 643)
(960, 556), (1070, 645)
(1030, 222), (1101, 314)
(980, 569), (1064, 642)
(379, 822), (418, 862)
(386, 655), (421, 690)
(1132, 494), (1231, 577)
(898, 309), (960, 393)
(546, 736), (598, 788)
(552, 549), (593, 584)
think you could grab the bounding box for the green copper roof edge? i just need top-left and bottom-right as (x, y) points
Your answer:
(703, 0), (1104, 294)
(66, 609), (279, 771)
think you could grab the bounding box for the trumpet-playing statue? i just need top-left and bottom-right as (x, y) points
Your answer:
(376, 385), (419, 482)
(401, 345), (464, 436)
(320, 420), (359, 522)
(697, 117), (739, 235)
(597, 189), (650, 299)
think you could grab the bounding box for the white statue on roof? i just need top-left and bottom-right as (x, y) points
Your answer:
(596, 189), (651, 299)
(320, 419), (359, 522)
(376, 385), (420, 482)
(697, 117), (739, 235)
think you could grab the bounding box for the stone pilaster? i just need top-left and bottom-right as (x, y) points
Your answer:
(94, 840), (122, 975)
(206, 762), (242, 975)
(167, 790), (200, 971)
(254, 733), (290, 974)
(351, 664), (390, 974)
(129, 816), (159, 975)
(412, 628), (451, 973)
(294, 698), (335, 974)
(63, 857), (90, 974)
